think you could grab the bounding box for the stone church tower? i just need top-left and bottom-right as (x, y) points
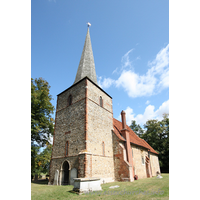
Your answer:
(49, 26), (115, 185)
(49, 26), (161, 185)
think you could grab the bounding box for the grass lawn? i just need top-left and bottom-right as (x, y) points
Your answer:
(31, 173), (169, 200)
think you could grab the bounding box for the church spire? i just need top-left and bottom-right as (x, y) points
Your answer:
(74, 24), (98, 85)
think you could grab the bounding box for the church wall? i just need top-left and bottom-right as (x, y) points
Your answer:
(112, 133), (132, 181)
(131, 144), (148, 179)
(52, 79), (86, 158)
(49, 156), (79, 184)
(89, 155), (115, 183)
(56, 79), (86, 111)
(52, 99), (86, 158)
(50, 79), (87, 183)
(86, 80), (114, 181)
(150, 153), (160, 176)
(87, 80), (113, 155)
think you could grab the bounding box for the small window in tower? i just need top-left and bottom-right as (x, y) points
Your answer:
(68, 95), (72, 106)
(100, 96), (103, 107)
(132, 148), (134, 158)
(65, 141), (69, 156)
(102, 141), (105, 156)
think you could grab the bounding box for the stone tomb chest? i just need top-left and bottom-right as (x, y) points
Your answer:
(73, 177), (102, 194)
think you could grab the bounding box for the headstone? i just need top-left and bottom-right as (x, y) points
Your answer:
(53, 170), (59, 185)
(156, 174), (163, 179)
(70, 168), (77, 185)
(73, 177), (102, 194)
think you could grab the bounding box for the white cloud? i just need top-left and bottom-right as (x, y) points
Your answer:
(148, 44), (169, 74)
(121, 48), (134, 70)
(124, 106), (135, 126)
(100, 44), (169, 98)
(119, 100), (169, 126)
(112, 48), (134, 74)
(115, 70), (157, 98)
(155, 99), (169, 121)
(98, 76), (115, 89)
(145, 100), (150, 105)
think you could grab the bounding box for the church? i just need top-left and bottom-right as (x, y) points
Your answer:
(49, 25), (160, 185)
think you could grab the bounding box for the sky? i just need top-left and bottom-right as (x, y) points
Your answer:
(31, 0), (169, 127)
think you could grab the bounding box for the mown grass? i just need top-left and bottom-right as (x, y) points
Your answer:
(31, 173), (169, 200)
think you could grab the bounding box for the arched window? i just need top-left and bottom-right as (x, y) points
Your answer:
(102, 141), (105, 156)
(68, 95), (72, 106)
(100, 96), (103, 107)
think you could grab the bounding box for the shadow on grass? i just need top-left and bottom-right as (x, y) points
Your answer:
(68, 190), (80, 195)
(31, 179), (49, 185)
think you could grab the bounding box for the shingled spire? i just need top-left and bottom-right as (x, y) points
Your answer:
(74, 25), (98, 85)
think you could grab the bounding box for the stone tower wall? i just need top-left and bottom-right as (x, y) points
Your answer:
(49, 79), (87, 183)
(85, 80), (115, 182)
(52, 79), (86, 158)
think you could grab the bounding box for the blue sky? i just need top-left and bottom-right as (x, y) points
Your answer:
(31, 0), (169, 127)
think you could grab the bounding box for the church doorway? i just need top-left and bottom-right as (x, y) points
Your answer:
(61, 160), (70, 185)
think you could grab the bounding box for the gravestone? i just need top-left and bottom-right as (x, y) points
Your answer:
(156, 174), (163, 179)
(53, 170), (59, 185)
(73, 177), (102, 194)
(70, 168), (77, 185)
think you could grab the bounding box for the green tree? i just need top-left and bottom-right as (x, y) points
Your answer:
(142, 114), (169, 173)
(38, 143), (52, 174)
(31, 77), (54, 179)
(31, 143), (52, 179)
(31, 143), (40, 179)
(130, 120), (144, 137)
(31, 78), (54, 146)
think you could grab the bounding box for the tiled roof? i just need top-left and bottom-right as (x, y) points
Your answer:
(113, 118), (158, 155)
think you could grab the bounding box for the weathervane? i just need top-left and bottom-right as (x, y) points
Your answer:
(87, 22), (91, 27)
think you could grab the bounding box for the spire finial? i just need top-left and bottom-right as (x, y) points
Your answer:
(87, 22), (91, 27)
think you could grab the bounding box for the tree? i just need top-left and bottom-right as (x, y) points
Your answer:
(31, 143), (40, 179)
(38, 143), (52, 175)
(31, 142), (52, 179)
(31, 77), (54, 179)
(142, 114), (169, 173)
(31, 78), (54, 146)
(129, 120), (144, 137)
